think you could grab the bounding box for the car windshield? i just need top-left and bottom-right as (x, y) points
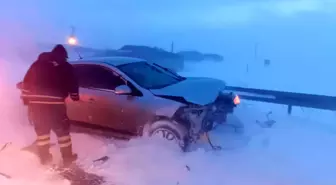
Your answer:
(117, 62), (183, 89)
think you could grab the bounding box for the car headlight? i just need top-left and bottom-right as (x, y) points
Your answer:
(219, 91), (240, 106)
(233, 94), (240, 105)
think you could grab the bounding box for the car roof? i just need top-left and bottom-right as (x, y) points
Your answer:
(69, 56), (146, 66)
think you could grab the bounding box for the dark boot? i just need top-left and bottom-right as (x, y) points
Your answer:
(39, 153), (53, 165)
(37, 145), (53, 165)
(62, 153), (78, 167)
(60, 145), (78, 167)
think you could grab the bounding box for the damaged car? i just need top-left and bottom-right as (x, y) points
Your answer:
(17, 56), (240, 151)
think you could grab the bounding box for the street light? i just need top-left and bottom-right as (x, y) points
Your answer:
(67, 26), (78, 45)
(67, 26), (82, 59)
(67, 36), (77, 45)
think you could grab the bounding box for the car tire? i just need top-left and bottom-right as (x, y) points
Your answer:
(143, 119), (188, 152)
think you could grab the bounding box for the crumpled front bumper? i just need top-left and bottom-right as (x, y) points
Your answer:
(172, 92), (239, 143)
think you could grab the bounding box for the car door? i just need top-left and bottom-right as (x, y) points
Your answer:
(86, 64), (150, 134)
(66, 65), (94, 124)
(117, 93), (153, 134)
(75, 64), (128, 130)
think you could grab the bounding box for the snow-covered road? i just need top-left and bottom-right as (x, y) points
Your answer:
(1, 59), (336, 185)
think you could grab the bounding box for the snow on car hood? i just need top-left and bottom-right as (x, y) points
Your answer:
(150, 77), (226, 105)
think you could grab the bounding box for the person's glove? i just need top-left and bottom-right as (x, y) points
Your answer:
(70, 93), (80, 101)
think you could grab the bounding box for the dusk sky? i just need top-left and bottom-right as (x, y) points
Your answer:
(1, 0), (336, 64)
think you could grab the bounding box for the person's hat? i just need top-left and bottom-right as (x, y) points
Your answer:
(51, 44), (68, 59)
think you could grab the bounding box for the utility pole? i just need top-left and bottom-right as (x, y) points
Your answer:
(171, 41), (174, 53)
(67, 26), (78, 45)
(70, 26), (75, 37)
(67, 26), (82, 59)
(247, 42), (259, 73)
(254, 42), (259, 63)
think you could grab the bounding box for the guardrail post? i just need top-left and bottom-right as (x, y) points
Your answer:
(287, 105), (292, 115)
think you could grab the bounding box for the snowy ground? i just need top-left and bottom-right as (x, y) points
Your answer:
(1, 58), (336, 185)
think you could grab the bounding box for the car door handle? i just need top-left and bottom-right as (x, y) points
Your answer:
(88, 98), (95, 103)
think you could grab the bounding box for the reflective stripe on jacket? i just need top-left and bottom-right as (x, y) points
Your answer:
(21, 91), (65, 104)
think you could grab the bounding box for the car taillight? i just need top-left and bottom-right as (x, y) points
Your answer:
(233, 95), (240, 105)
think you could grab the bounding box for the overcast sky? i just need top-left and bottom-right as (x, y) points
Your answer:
(1, 0), (336, 63)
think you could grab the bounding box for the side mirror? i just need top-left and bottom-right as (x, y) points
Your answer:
(114, 85), (132, 95)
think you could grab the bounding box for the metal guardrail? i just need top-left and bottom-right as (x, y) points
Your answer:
(226, 86), (336, 114)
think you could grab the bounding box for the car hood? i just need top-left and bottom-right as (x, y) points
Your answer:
(150, 77), (226, 105)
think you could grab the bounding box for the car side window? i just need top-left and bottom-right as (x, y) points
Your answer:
(73, 64), (125, 90)
(73, 65), (91, 88)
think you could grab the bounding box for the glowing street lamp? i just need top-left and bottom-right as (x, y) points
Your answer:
(67, 26), (78, 45)
(67, 36), (78, 45)
(67, 26), (83, 59)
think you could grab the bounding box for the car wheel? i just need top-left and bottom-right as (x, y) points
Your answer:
(143, 119), (188, 151)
